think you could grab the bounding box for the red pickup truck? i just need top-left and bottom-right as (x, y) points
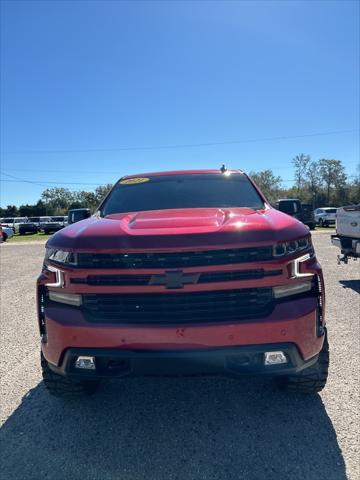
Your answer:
(37, 169), (329, 397)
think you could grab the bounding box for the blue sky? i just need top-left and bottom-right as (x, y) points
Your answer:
(1, 0), (359, 207)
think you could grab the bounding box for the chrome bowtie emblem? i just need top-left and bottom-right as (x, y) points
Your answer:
(149, 271), (200, 289)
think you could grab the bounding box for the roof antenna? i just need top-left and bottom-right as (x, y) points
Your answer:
(220, 164), (227, 173)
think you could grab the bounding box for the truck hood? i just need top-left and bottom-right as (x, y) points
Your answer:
(47, 207), (309, 251)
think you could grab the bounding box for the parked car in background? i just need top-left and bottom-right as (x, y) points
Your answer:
(41, 216), (67, 235)
(13, 218), (38, 235)
(275, 199), (316, 230)
(28, 217), (42, 229)
(0, 218), (15, 231)
(67, 208), (91, 224)
(12, 217), (27, 231)
(301, 204), (316, 229)
(331, 204), (360, 263)
(38, 217), (51, 231)
(314, 208), (337, 227)
(0, 225), (14, 242)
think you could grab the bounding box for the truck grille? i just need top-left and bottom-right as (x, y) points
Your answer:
(81, 288), (274, 324)
(71, 269), (282, 286)
(77, 247), (273, 269)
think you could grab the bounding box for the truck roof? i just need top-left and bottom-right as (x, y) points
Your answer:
(121, 169), (244, 179)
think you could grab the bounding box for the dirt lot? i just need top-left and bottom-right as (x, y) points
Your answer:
(0, 232), (359, 480)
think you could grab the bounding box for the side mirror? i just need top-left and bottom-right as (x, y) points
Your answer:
(68, 208), (91, 224)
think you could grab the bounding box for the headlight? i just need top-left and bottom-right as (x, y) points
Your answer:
(45, 248), (77, 265)
(273, 237), (312, 257)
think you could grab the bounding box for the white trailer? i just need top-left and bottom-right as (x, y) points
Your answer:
(331, 204), (360, 263)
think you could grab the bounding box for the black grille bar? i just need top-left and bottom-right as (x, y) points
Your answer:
(80, 288), (274, 324)
(71, 269), (282, 287)
(77, 246), (273, 269)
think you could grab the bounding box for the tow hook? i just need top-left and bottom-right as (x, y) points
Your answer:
(337, 254), (349, 265)
(337, 254), (358, 265)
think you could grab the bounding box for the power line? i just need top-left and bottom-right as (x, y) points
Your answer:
(1, 129), (357, 155)
(0, 171), (105, 187)
(0, 171), (52, 188)
(0, 179), (103, 186)
(0, 171), (106, 188)
(1, 168), (129, 175)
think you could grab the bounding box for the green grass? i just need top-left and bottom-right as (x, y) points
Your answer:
(6, 232), (51, 242)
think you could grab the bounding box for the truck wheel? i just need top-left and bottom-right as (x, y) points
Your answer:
(2, 233), (7, 242)
(308, 223), (315, 230)
(41, 353), (99, 397)
(275, 330), (329, 394)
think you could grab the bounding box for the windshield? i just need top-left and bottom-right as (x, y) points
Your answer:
(101, 173), (265, 216)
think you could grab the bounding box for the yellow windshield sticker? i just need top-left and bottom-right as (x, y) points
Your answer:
(120, 177), (150, 185)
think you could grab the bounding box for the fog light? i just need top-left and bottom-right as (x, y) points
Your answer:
(75, 356), (96, 370)
(273, 281), (312, 299)
(264, 351), (287, 365)
(49, 291), (82, 306)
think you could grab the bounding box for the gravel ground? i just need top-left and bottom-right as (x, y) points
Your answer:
(0, 233), (359, 480)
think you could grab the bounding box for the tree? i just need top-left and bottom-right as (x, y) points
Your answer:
(248, 170), (283, 203)
(346, 164), (360, 205)
(41, 188), (76, 214)
(18, 200), (48, 217)
(74, 190), (97, 210)
(293, 154), (311, 192)
(0, 205), (18, 217)
(94, 184), (113, 205)
(38, 184), (114, 214)
(19, 204), (37, 217)
(319, 159), (347, 205)
(305, 161), (322, 208)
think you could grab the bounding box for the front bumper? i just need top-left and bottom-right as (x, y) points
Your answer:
(47, 343), (319, 379)
(41, 296), (324, 368)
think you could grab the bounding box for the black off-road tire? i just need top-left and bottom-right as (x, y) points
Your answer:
(275, 330), (329, 394)
(2, 232), (7, 242)
(41, 353), (99, 398)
